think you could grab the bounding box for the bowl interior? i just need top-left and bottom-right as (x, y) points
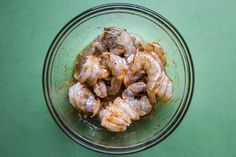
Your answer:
(46, 5), (191, 150)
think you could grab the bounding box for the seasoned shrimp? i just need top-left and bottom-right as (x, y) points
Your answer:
(99, 108), (129, 132)
(123, 70), (146, 87)
(130, 33), (144, 49)
(101, 52), (128, 95)
(125, 96), (152, 117)
(99, 97), (137, 132)
(122, 82), (152, 116)
(122, 82), (146, 98)
(102, 27), (136, 57)
(69, 82), (100, 117)
(86, 41), (106, 56)
(142, 43), (166, 66)
(82, 34), (107, 56)
(101, 52), (127, 76)
(93, 80), (107, 98)
(98, 68), (110, 80)
(130, 51), (163, 90)
(99, 82), (152, 132)
(70, 27), (173, 133)
(77, 55), (100, 86)
(130, 51), (173, 104)
(152, 72), (173, 102)
(77, 55), (111, 86)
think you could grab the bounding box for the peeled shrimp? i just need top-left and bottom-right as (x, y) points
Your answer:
(77, 55), (111, 86)
(98, 68), (110, 80)
(123, 70), (146, 87)
(125, 96), (152, 117)
(101, 52), (128, 95)
(122, 82), (146, 98)
(130, 51), (173, 104)
(99, 82), (152, 132)
(122, 82), (152, 116)
(70, 27), (173, 133)
(151, 72), (173, 102)
(77, 55), (100, 86)
(99, 107), (130, 132)
(69, 82), (100, 117)
(142, 43), (167, 66)
(82, 34), (107, 56)
(130, 33), (144, 49)
(102, 27), (136, 58)
(93, 80), (107, 98)
(101, 52), (127, 76)
(99, 97), (137, 132)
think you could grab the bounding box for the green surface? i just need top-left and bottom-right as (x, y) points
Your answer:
(0, 0), (235, 156)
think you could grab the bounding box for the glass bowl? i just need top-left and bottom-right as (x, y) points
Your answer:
(43, 3), (194, 154)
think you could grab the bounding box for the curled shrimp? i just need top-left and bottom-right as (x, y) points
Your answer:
(122, 82), (146, 98)
(77, 55), (111, 86)
(130, 51), (173, 104)
(122, 82), (152, 116)
(99, 97), (137, 132)
(130, 33), (144, 49)
(86, 41), (106, 56)
(141, 42), (167, 66)
(93, 80), (107, 98)
(101, 52), (128, 95)
(101, 52), (127, 76)
(69, 82), (100, 117)
(125, 96), (152, 117)
(123, 69), (146, 87)
(102, 27), (136, 58)
(99, 107), (130, 132)
(77, 55), (100, 86)
(82, 34), (107, 56)
(70, 27), (173, 132)
(98, 67), (110, 80)
(99, 82), (152, 132)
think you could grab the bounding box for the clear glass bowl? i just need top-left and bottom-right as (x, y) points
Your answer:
(43, 3), (194, 154)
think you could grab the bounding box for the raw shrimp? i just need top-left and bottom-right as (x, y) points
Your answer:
(102, 27), (136, 58)
(126, 53), (135, 64)
(98, 68), (110, 80)
(123, 69), (146, 87)
(130, 33), (144, 49)
(125, 96), (152, 117)
(101, 52), (127, 76)
(152, 72), (173, 102)
(69, 82), (100, 117)
(93, 80), (107, 98)
(77, 55), (111, 86)
(122, 82), (146, 98)
(108, 76), (123, 95)
(142, 43), (166, 66)
(99, 82), (152, 132)
(99, 108), (129, 132)
(87, 41), (106, 56)
(101, 52), (128, 95)
(130, 51), (163, 90)
(83, 34), (107, 56)
(130, 51), (173, 104)
(70, 27), (173, 133)
(99, 97), (137, 132)
(77, 55), (100, 86)
(86, 41), (106, 56)
(122, 82), (152, 116)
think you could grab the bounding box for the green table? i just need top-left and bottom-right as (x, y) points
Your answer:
(1, 0), (235, 156)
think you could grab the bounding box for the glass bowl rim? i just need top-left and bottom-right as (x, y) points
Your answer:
(42, 3), (195, 154)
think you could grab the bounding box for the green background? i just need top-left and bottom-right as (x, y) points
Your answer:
(0, 0), (235, 156)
